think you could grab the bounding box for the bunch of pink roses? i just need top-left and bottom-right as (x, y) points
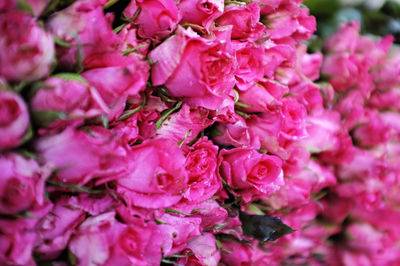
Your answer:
(1, 0), (399, 265)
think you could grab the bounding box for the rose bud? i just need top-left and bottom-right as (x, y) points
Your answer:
(0, 89), (30, 150)
(0, 11), (54, 82)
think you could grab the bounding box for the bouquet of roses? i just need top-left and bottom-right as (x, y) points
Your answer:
(1, 0), (400, 265)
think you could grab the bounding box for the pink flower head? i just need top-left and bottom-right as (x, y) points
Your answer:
(219, 148), (284, 203)
(69, 212), (162, 265)
(182, 137), (221, 203)
(82, 55), (149, 120)
(216, 3), (265, 40)
(178, 233), (221, 266)
(30, 76), (110, 131)
(150, 26), (236, 109)
(116, 138), (188, 208)
(233, 41), (265, 91)
(179, 0), (224, 31)
(124, 0), (181, 40)
(0, 90), (30, 150)
(0, 11), (54, 82)
(35, 126), (131, 185)
(0, 153), (51, 215)
(47, 0), (118, 69)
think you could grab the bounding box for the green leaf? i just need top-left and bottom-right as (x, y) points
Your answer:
(113, 23), (127, 34)
(181, 23), (205, 30)
(154, 101), (183, 131)
(101, 114), (108, 129)
(13, 81), (28, 93)
(32, 110), (67, 127)
(155, 219), (167, 224)
(52, 73), (87, 84)
(74, 35), (84, 73)
(122, 44), (148, 56)
(248, 204), (265, 215)
(165, 208), (191, 216)
(233, 88), (239, 104)
(239, 211), (295, 242)
(54, 36), (73, 47)
(46, 180), (106, 195)
(17, 0), (34, 15)
(68, 249), (77, 266)
(103, 0), (119, 9)
(215, 239), (232, 254)
(177, 129), (191, 148)
(235, 101), (252, 109)
(167, 253), (194, 258)
(21, 125), (33, 144)
(147, 57), (158, 66)
(117, 98), (146, 121)
(17, 149), (38, 159)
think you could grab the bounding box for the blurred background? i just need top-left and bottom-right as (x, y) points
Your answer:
(304, 0), (400, 50)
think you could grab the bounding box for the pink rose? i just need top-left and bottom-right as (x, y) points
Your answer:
(158, 213), (202, 256)
(237, 83), (278, 113)
(0, 153), (51, 215)
(0, 224), (36, 265)
(279, 97), (307, 141)
(116, 138), (188, 208)
(178, 233), (221, 266)
(263, 4), (316, 42)
(35, 126), (131, 185)
(179, 0), (224, 30)
(47, 0), (118, 70)
(30, 76), (109, 131)
(69, 212), (163, 266)
(0, 200), (52, 265)
(82, 55), (149, 120)
(219, 148), (284, 203)
(182, 137), (220, 203)
(233, 41), (265, 90)
(216, 3), (265, 40)
(0, 11), (54, 82)
(149, 26), (236, 109)
(124, 0), (180, 40)
(154, 104), (212, 146)
(213, 116), (253, 148)
(0, 90), (30, 150)
(35, 196), (86, 260)
(247, 112), (287, 158)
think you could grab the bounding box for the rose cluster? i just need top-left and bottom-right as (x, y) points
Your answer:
(0, 0), (399, 265)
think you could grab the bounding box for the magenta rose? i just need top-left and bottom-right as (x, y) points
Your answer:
(149, 26), (236, 109)
(0, 153), (51, 215)
(82, 55), (149, 120)
(216, 3), (265, 40)
(158, 213), (202, 256)
(0, 90), (30, 150)
(46, 0), (118, 70)
(182, 137), (220, 203)
(179, 0), (224, 31)
(178, 233), (221, 266)
(263, 3), (316, 42)
(213, 116), (253, 148)
(30, 76), (110, 131)
(35, 126), (131, 185)
(0, 11), (54, 82)
(219, 148), (284, 203)
(124, 0), (180, 40)
(154, 104), (213, 146)
(116, 138), (188, 208)
(69, 212), (163, 266)
(35, 196), (86, 260)
(0, 223), (36, 265)
(233, 40), (265, 91)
